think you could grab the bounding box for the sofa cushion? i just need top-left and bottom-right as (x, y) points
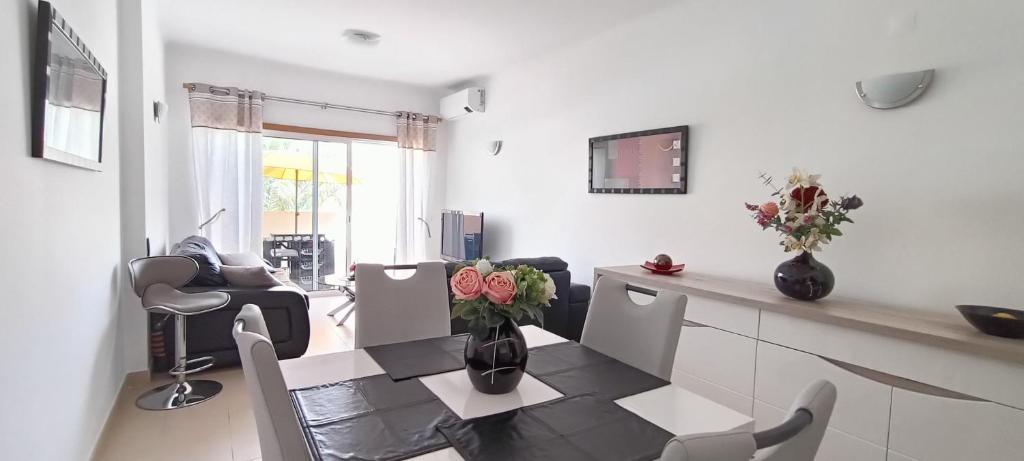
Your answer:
(495, 257), (568, 273)
(171, 235), (228, 286)
(221, 265), (283, 287)
(444, 257), (569, 276)
(219, 251), (266, 267)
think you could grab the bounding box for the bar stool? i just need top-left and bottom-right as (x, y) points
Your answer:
(129, 256), (231, 410)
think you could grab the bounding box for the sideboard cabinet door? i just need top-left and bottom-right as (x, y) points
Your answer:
(753, 400), (886, 461)
(753, 341), (892, 447)
(674, 322), (757, 396)
(888, 387), (1024, 461)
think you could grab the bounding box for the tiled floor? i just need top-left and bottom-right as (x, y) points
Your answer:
(92, 295), (355, 461)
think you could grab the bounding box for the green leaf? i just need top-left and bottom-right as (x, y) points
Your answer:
(459, 304), (480, 320)
(450, 303), (466, 320)
(483, 309), (505, 327)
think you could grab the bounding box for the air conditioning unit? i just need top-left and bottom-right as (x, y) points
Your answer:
(440, 87), (485, 120)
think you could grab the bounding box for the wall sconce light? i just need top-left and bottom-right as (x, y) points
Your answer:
(488, 140), (503, 156)
(153, 100), (168, 122)
(855, 69), (934, 109)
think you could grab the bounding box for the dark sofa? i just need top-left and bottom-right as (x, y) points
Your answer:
(444, 257), (591, 341)
(154, 236), (311, 371)
(168, 285), (311, 368)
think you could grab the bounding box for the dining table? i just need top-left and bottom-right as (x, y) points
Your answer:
(279, 325), (755, 461)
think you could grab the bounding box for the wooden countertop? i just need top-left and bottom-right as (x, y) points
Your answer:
(594, 265), (1024, 365)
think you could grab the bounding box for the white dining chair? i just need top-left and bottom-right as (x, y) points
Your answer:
(580, 276), (687, 379)
(353, 262), (451, 349)
(659, 380), (837, 461)
(233, 304), (313, 461)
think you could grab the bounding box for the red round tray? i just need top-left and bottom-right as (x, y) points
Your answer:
(641, 261), (685, 275)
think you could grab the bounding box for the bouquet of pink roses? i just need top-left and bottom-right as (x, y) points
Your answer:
(449, 259), (557, 333)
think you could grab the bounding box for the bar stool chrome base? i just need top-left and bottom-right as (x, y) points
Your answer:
(135, 379), (223, 410)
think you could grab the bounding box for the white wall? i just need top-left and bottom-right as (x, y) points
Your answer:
(163, 44), (446, 257)
(117, 0), (167, 373)
(0, 0), (125, 459)
(444, 0), (1024, 313)
(142, 0), (169, 255)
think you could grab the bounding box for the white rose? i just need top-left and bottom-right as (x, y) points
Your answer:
(542, 273), (557, 300)
(474, 259), (493, 276)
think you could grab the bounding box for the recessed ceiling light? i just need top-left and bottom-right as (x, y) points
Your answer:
(342, 29), (382, 45)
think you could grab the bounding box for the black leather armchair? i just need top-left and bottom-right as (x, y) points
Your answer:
(445, 257), (591, 341)
(156, 285), (310, 370)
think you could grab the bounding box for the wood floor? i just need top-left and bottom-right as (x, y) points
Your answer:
(92, 295), (355, 461)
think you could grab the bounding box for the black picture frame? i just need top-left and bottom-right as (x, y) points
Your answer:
(31, 0), (108, 171)
(588, 125), (689, 194)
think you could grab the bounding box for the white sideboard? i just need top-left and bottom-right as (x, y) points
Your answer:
(594, 265), (1024, 461)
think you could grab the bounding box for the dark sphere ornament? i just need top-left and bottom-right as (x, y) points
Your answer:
(653, 254), (673, 269)
(774, 252), (835, 301)
(465, 320), (528, 394)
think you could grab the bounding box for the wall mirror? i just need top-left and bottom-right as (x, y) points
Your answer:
(589, 125), (689, 194)
(855, 69), (934, 110)
(31, 1), (108, 171)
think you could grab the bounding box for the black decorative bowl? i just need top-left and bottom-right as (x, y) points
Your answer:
(956, 305), (1024, 339)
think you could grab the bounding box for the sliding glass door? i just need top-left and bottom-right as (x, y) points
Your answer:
(261, 133), (399, 291)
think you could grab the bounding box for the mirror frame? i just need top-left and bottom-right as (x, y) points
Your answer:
(588, 125), (690, 195)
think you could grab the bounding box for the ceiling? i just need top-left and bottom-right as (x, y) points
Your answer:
(157, 0), (675, 89)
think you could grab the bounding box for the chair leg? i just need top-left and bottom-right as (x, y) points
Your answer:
(135, 314), (223, 411)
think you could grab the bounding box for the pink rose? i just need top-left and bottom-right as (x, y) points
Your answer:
(483, 271), (517, 305)
(450, 267), (484, 300)
(759, 202), (780, 219)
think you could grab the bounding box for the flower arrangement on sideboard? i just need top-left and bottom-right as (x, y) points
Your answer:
(746, 168), (864, 301)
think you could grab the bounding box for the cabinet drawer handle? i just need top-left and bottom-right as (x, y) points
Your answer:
(819, 356), (983, 401)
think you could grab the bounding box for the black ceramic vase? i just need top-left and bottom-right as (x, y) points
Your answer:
(774, 252), (835, 301)
(465, 319), (528, 394)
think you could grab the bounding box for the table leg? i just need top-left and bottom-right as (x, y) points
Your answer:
(337, 304), (355, 326)
(327, 298), (354, 317)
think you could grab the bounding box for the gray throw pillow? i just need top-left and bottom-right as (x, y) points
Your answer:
(221, 265), (284, 287)
(219, 252), (266, 267)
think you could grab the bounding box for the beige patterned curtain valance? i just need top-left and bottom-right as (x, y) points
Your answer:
(49, 56), (104, 112)
(396, 112), (440, 152)
(187, 84), (264, 133)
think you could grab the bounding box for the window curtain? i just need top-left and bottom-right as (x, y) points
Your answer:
(187, 85), (264, 253)
(395, 112), (440, 263)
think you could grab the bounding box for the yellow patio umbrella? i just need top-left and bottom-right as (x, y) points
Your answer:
(262, 150), (359, 233)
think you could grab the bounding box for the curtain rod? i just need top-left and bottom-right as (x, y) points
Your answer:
(182, 82), (402, 118)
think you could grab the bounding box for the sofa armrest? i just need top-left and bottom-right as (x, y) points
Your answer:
(567, 283), (591, 342)
(165, 286), (311, 369)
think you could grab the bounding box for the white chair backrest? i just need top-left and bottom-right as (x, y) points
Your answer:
(754, 379), (836, 461)
(233, 304), (312, 461)
(580, 277), (687, 379)
(128, 256), (198, 297)
(353, 262), (451, 349)
(658, 380), (837, 461)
